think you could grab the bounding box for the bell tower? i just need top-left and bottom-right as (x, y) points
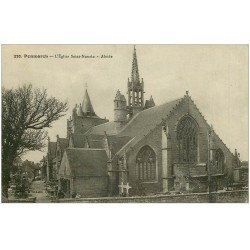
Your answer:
(127, 46), (144, 117)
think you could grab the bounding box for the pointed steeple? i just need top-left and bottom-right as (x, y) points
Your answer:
(82, 88), (95, 116)
(131, 45), (140, 83)
(127, 46), (144, 116)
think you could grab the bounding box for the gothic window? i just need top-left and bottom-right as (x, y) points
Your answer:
(177, 116), (198, 163)
(136, 146), (156, 181)
(215, 149), (224, 172)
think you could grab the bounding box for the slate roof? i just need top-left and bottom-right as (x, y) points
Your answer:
(106, 135), (132, 155)
(119, 97), (183, 138)
(85, 121), (118, 135)
(60, 148), (108, 177)
(86, 134), (105, 149)
(86, 97), (183, 138)
(71, 133), (87, 148)
(82, 89), (95, 115)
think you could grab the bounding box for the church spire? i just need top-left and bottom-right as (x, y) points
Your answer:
(127, 46), (144, 117)
(82, 86), (95, 116)
(131, 45), (140, 83)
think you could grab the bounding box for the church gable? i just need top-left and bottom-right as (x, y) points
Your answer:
(164, 94), (235, 167)
(111, 92), (237, 195)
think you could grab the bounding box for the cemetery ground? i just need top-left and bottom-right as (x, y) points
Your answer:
(6, 179), (248, 203)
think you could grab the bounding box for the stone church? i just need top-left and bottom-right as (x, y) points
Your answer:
(46, 47), (241, 197)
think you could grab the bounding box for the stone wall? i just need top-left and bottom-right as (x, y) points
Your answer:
(73, 176), (109, 197)
(125, 96), (237, 195)
(56, 190), (248, 203)
(126, 126), (163, 196)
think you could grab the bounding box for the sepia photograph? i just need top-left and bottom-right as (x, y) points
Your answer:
(1, 44), (248, 203)
(1, 1), (250, 250)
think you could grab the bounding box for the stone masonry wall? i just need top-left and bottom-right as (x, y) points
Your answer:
(73, 176), (109, 197)
(57, 190), (248, 203)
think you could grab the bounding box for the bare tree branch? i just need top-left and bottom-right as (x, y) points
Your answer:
(2, 84), (68, 197)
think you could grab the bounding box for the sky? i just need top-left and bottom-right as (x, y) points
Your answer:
(2, 44), (248, 161)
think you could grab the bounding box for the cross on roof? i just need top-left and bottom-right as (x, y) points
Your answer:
(118, 182), (132, 196)
(85, 82), (88, 89)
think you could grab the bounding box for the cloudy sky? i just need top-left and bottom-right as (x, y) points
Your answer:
(2, 44), (248, 161)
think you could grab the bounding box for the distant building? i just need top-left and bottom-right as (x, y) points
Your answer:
(47, 46), (245, 197)
(45, 136), (69, 182)
(45, 138), (56, 182)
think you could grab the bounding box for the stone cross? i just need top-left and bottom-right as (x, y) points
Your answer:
(118, 182), (132, 196)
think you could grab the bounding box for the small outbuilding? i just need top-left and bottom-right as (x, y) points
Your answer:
(58, 148), (108, 197)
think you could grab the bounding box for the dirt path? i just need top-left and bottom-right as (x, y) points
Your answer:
(30, 180), (51, 203)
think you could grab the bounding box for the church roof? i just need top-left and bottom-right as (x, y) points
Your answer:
(82, 89), (95, 115)
(106, 135), (132, 155)
(59, 148), (108, 177)
(71, 133), (87, 148)
(86, 134), (105, 149)
(86, 97), (183, 138)
(71, 133), (105, 148)
(86, 121), (118, 135)
(119, 97), (182, 137)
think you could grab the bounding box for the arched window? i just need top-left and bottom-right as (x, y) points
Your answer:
(177, 116), (198, 163)
(215, 149), (224, 172)
(136, 146), (156, 181)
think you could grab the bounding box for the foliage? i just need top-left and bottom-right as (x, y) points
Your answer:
(11, 173), (30, 199)
(21, 160), (40, 180)
(2, 84), (68, 198)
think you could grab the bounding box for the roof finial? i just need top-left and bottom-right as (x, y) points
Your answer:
(186, 90), (189, 96)
(85, 82), (88, 89)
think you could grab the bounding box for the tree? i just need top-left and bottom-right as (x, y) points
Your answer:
(2, 84), (68, 198)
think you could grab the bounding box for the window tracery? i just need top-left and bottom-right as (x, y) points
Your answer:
(177, 116), (198, 163)
(136, 146), (156, 181)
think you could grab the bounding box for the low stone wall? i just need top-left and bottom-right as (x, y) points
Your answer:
(6, 197), (37, 203)
(56, 190), (248, 203)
